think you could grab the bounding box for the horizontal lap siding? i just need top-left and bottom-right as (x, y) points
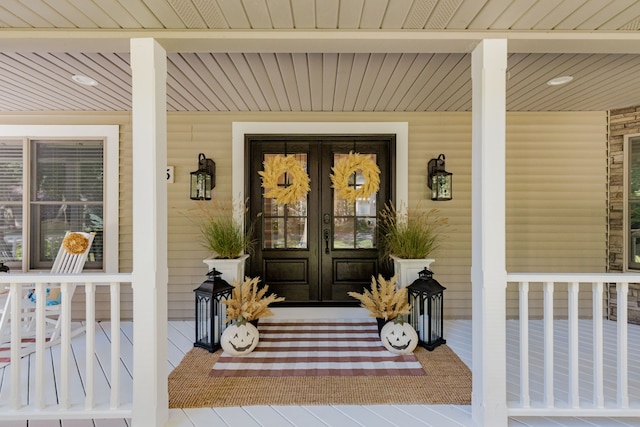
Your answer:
(0, 111), (608, 320)
(505, 112), (607, 318)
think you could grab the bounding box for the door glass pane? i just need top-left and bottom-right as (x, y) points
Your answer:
(0, 140), (23, 263)
(332, 153), (378, 249)
(263, 217), (285, 248)
(287, 217), (307, 248)
(261, 153), (308, 249)
(356, 217), (376, 249)
(334, 217), (354, 248)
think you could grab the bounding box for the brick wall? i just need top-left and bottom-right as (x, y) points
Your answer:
(609, 106), (640, 323)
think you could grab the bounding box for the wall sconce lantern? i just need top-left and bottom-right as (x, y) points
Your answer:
(194, 268), (233, 352)
(190, 153), (216, 200)
(427, 154), (452, 201)
(407, 268), (446, 351)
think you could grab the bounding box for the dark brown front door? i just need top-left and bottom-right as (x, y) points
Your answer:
(248, 135), (394, 304)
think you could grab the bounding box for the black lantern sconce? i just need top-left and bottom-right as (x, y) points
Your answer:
(407, 268), (446, 351)
(427, 154), (452, 201)
(194, 268), (233, 352)
(190, 153), (216, 200)
(0, 262), (8, 273)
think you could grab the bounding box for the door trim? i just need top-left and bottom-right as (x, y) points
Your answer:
(232, 121), (408, 225)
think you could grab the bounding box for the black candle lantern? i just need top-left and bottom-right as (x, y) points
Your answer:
(190, 153), (216, 200)
(407, 268), (446, 351)
(194, 268), (233, 352)
(427, 154), (452, 201)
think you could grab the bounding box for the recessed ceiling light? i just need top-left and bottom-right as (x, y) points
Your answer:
(71, 74), (98, 86)
(546, 75), (573, 86)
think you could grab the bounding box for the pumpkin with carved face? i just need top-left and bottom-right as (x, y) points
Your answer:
(380, 316), (418, 355)
(221, 317), (259, 356)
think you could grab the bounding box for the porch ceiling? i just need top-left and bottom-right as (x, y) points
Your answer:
(1, 0), (640, 113)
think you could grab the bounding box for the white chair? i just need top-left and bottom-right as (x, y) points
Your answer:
(0, 231), (95, 346)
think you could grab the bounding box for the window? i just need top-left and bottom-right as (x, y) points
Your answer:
(629, 135), (640, 270)
(0, 125), (118, 272)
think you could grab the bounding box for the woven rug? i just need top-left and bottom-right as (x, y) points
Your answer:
(210, 319), (425, 377)
(168, 319), (472, 408)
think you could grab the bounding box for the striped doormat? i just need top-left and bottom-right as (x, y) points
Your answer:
(210, 319), (426, 377)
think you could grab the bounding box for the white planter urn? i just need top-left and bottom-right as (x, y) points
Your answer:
(390, 255), (435, 289)
(203, 254), (249, 284)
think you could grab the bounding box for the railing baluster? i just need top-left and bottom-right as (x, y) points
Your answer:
(543, 281), (554, 408)
(35, 283), (47, 409)
(617, 282), (629, 408)
(0, 273), (133, 421)
(519, 281), (530, 408)
(505, 273), (640, 418)
(60, 282), (72, 409)
(10, 282), (22, 410)
(110, 281), (121, 409)
(85, 282), (96, 410)
(567, 281), (579, 408)
(592, 281), (604, 408)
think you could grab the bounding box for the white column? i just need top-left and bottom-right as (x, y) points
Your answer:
(130, 38), (169, 426)
(471, 39), (508, 427)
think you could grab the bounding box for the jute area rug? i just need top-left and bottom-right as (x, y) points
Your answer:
(168, 320), (471, 408)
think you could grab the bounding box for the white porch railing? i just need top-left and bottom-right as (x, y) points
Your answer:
(507, 272), (640, 418)
(0, 273), (132, 421)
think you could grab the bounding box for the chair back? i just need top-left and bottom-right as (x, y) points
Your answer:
(51, 231), (95, 274)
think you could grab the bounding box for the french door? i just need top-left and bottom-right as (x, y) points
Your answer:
(248, 135), (394, 303)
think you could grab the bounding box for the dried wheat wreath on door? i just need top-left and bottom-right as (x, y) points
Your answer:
(330, 152), (380, 203)
(259, 154), (310, 205)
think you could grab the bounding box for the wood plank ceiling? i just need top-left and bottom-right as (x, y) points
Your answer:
(0, 0), (639, 112)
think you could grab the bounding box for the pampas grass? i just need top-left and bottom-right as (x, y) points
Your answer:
(223, 276), (285, 322)
(348, 275), (410, 321)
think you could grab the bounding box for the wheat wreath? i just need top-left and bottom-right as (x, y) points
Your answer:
(62, 232), (90, 255)
(330, 152), (380, 203)
(258, 155), (310, 206)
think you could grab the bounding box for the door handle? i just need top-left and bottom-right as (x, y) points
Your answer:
(323, 214), (331, 224)
(323, 229), (330, 254)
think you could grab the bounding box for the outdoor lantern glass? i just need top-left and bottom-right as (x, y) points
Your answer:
(427, 154), (452, 201)
(194, 268), (233, 352)
(190, 153), (216, 200)
(407, 268), (446, 351)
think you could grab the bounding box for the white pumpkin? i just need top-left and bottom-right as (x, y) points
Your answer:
(380, 317), (418, 355)
(221, 318), (259, 356)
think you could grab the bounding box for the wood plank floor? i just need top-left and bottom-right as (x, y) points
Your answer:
(1, 319), (639, 426)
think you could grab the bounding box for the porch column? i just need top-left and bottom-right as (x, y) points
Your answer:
(130, 38), (169, 426)
(471, 39), (508, 427)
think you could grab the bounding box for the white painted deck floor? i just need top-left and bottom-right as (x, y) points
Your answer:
(1, 319), (639, 426)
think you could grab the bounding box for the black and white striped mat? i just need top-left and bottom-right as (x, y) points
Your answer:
(210, 319), (425, 377)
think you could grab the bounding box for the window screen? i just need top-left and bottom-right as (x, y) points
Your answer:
(629, 136), (640, 270)
(30, 139), (104, 269)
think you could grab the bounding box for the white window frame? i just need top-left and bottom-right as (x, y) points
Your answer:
(624, 133), (640, 271)
(0, 125), (119, 273)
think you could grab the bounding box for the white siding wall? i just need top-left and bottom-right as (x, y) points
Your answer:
(0, 111), (607, 320)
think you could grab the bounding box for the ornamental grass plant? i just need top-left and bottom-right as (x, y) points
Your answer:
(194, 199), (257, 259)
(378, 203), (448, 261)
